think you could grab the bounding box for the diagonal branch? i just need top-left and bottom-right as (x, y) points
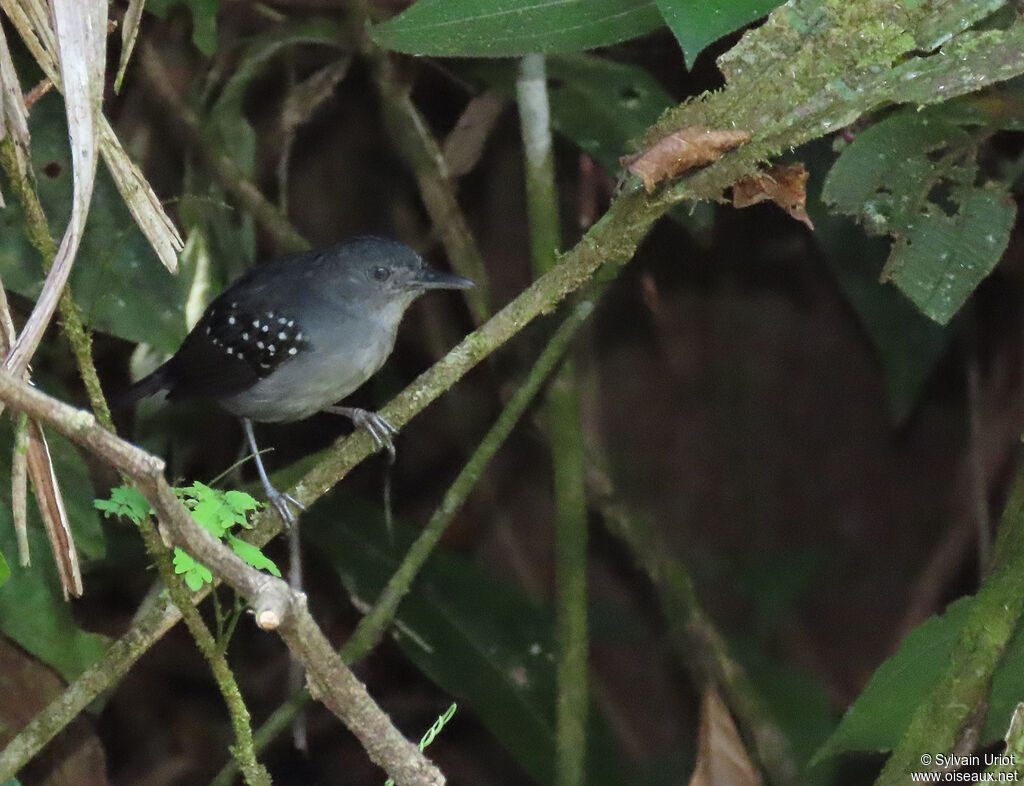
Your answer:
(0, 368), (445, 786)
(0, 169), (677, 780)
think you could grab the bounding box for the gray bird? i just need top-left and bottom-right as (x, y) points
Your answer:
(120, 236), (474, 522)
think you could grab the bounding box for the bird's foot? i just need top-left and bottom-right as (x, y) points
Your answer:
(325, 406), (398, 457)
(266, 486), (305, 527)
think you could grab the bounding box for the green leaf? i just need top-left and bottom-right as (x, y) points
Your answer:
(94, 485), (153, 523)
(173, 547), (213, 590)
(655, 0), (785, 68)
(813, 597), (973, 762)
(458, 54), (675, 173)
(371, 0), (664, 57)
(0, 88), (189, 353)
(887, 188), (1015, 325)
(304, 499), (626, 785)
(816, 580), (1024, 761)
(0, 423), (107, 680)
(223, 490), (261, 527)
(226, 534), (281, 577)
(802, 135), (951, 423)
(181, 480), (249, 531)
(548, 55), (676, 172)
(173, 548), (197, 574)
(818, 215), (951, 424)
(984, 619), (1024, 742)
(0, 549), (10, 588)
(146, 0), (220, 56)
(823, 102), (1018, 324)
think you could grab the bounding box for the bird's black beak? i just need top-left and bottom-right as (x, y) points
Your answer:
(412, 266), (475, 290)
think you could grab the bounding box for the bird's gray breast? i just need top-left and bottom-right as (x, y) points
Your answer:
(219, 306), (398, 423)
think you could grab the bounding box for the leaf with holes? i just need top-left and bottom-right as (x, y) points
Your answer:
(823, 101), (1018, 324)
(547, 54), (677, 172)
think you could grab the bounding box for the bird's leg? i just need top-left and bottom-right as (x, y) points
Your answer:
(241, 418), (305, 526)
(242, 419), (308, 747)
(323, 405), (398, 458)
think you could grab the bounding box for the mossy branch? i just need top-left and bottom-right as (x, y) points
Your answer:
(877, 472), (1024, 784)
(0, 136), (110, 428)
(640, 1), (1024, 204)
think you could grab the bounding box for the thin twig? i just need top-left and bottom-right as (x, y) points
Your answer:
(135, 40), (310, 255)
(365, 46), (492, 324)
(134, 516), (272, 786)
(516, 52), (589, 786)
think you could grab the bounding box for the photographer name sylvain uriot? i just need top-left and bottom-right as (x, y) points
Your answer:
(932, 753), (1016, 768)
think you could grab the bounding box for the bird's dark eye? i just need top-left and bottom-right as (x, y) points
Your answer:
(372, 266), (391, 281)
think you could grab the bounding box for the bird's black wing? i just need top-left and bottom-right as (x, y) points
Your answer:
(162, 287), (311, 402)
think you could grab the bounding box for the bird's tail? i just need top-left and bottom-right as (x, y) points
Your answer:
(109, 363), (171, 410)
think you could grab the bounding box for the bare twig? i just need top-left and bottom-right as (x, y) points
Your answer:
(276, 56), (353, 216)
(11, 412), (28, 563)
(367, 49), (492, 324)
(136, 39), (310, 255)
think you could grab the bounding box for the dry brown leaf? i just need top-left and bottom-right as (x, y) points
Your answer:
(0, 278), (79, 597)
(442, 90), (507, 179)
(0, 636), (109, 783)
(688, 688), (762, 786)
(26, 418), (81, 598)
(733, 163), (814, 230)
(12, 412), (29, 565)
(114, 0), (146, 93)
(622, 126), (751, 192)
(2, 0), (183, 272)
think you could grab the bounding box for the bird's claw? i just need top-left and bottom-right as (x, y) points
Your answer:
(353, 410), (398, 457)
(326, 406), (398, 457)
(267, 487), (305, 527)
